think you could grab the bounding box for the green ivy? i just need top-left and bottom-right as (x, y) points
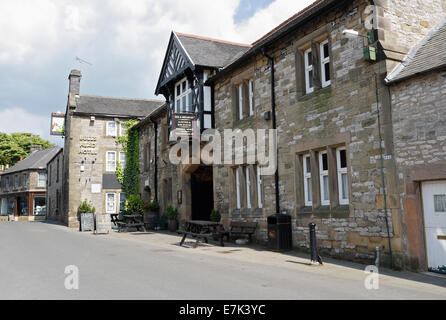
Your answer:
(117, 120), (140, 197)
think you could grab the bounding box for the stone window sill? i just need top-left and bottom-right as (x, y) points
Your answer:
(296, 205), (350, 218)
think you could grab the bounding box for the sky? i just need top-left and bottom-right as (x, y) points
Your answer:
(0, 0), (315, 146)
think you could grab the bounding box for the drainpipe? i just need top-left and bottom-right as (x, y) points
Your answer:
(262, 49), (280, 215)
(153, 121), (158, 202)
(374, 73), (393, 269)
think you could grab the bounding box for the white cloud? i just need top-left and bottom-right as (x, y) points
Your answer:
(0, 107), (62, 146)
(0, 0), (318, 141)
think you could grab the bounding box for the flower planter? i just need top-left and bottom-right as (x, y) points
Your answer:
(168, 219), (178, 232)
(144, 210), (159, 230)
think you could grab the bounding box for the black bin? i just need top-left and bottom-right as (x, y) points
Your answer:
(267, 214), (292, 251)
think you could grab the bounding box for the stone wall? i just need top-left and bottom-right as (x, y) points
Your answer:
(390, 69), (446, 269)
(46, 150), (64, 222)
(211, 0), (445, 267)
(63, 114), (125, 227)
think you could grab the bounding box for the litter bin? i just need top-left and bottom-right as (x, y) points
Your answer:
(267, 214), (292, 251)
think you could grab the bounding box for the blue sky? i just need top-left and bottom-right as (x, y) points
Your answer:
(234, 0), (274, 23)
(0, 0), (315, 146)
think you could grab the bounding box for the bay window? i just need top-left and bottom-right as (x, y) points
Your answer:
(175, 78), (193, 113)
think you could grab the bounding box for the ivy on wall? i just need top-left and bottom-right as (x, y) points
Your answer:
(117, 120), (140, 196)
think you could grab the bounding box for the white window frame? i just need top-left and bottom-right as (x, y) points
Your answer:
(304, 48), (314, 94)
(119, 122), (127, 137)
(235, 168), (241, 209)
(38, 173), (46, 187)
(303, 154), (313, 207)
(119, 151), (126, 169)
(248, 79), (254, 117)
(245, 167), (251, 209)
(175, 78), (192, 113)
(337, 147), (349, 205)
(106, 121), (117, 136)
(238, 84), (244, 120)
(106, 151), (117, 172)
(256, 165), (263, 209)
(106, 193), (117, 214)
(319, 151), (330, 206)
(320, 39), (331, 88)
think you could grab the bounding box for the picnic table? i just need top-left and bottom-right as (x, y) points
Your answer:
(116, 213), (145, 232)
(178, 220), (224, 248)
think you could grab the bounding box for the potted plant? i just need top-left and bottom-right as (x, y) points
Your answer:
(210, 209), (221, 223)
(165, 205), (179, 232)
(77, 199), (96, 232)
(143, 199), (160, 230)
(124, 194), (144, 215)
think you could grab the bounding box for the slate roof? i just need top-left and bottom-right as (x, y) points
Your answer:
(386, 18), (446, 84)
(1, 147), (62, 175)
(175, 32), (251, 69)
(74, 95), (165, 118)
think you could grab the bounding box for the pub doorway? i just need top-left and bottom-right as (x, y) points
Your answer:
(191, 166), (214, 221)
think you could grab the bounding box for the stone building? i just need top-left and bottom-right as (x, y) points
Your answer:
(59, 70), (164, 228)
(142, 0), (446, 269)
(46, 148), (64, 222)
(138, 32), (251, 218)
(205, 0), (446, 269)
(385, 18), (446, 272)
(0, 147), (61, 221)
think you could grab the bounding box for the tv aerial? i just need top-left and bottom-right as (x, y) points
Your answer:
(75, 56), (92, 66)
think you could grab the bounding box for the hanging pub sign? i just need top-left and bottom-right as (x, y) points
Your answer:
(51, 113), (65, 136)
(172, 113), (197, 139)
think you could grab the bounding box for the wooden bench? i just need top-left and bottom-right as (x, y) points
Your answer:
(116, 214), (145, 233)
(220, 221), (258, 243)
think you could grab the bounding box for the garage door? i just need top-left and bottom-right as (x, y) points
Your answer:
(422, 181), (446, 273)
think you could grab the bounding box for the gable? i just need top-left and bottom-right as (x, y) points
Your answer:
(156, 33), (194, 95)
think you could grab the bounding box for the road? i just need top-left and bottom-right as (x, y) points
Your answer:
(0, 221), (445, 300)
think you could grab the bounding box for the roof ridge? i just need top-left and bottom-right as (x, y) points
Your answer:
(386, 17), (446, 83)
(251, 0), (323, 46)
(174, 31), (252, 48)
(79, 94), (164, 103)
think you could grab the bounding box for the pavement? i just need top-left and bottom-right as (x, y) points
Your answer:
(0, 221), (446, 300)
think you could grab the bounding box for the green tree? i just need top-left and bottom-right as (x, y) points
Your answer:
(0, 132), (53, 166)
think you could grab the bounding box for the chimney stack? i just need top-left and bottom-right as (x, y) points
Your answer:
(68, 69), (82, 95)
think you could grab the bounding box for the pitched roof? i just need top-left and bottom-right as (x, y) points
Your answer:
(1, 147), (62, 175)
(74, 95), (165, 118)
(175, 32), (251, 69)
(386, 18), (446, 84)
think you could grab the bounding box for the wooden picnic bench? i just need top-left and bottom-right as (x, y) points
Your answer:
(220, 221), (258, 243)
(178, 221), (224, 248)
(116, 213), (145, 233)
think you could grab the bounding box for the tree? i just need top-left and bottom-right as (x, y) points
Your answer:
(0, 132), (54, 166)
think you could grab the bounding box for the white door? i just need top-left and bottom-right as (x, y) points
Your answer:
(422, 181), (446, 272)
